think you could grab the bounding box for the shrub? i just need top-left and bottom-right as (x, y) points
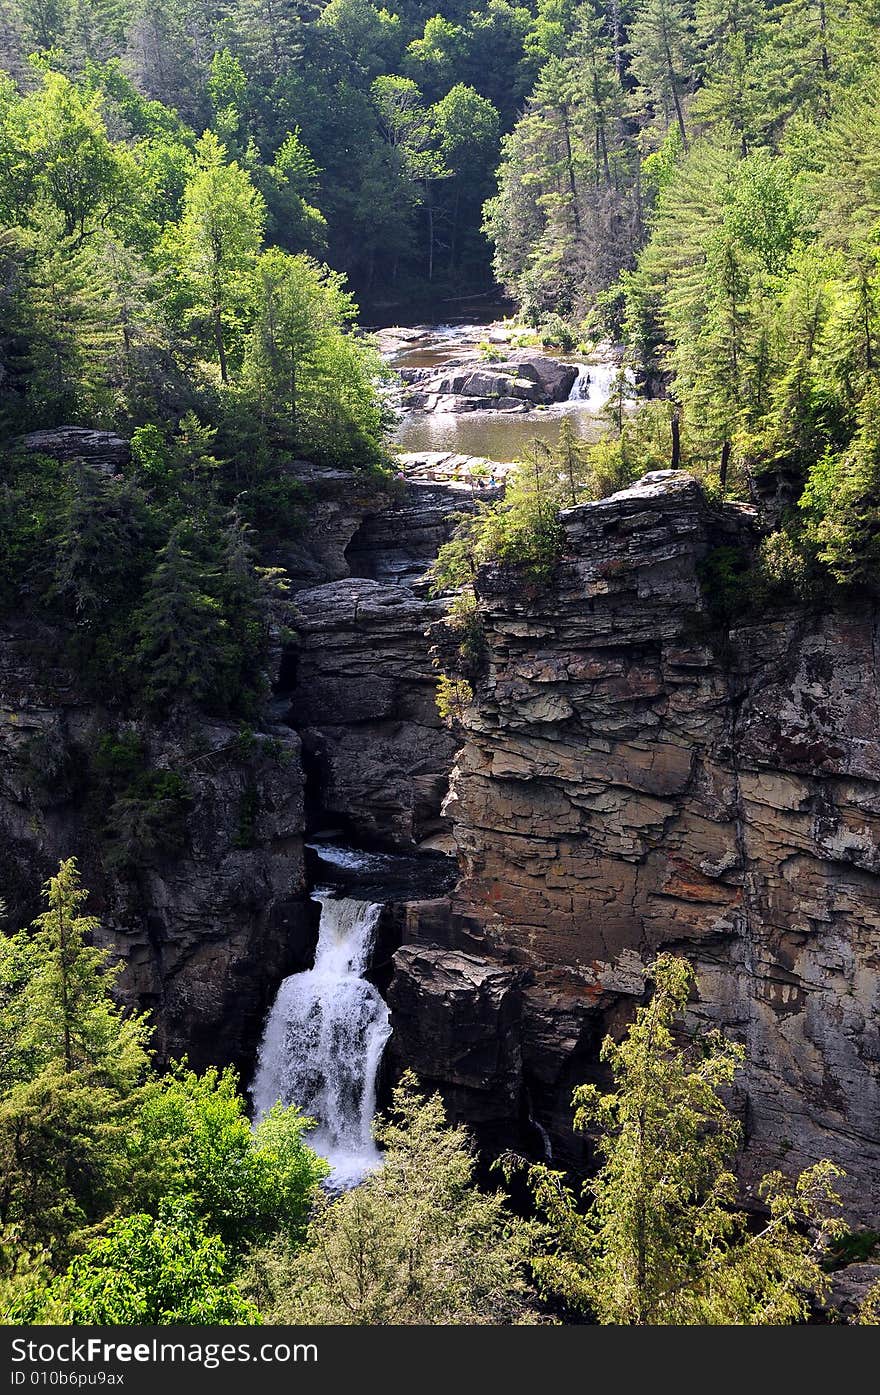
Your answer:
(436, 674), (474, 724)
(30, 1204), (259, 1325)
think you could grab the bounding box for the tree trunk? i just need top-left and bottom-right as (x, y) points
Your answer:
(720, 439), (731, 495)
(663, 34), (689, 151)
(598, 118), (611, 184)
(818, 0), (830, 76)
(449, 183), (460, 274)
(215, 306), (228, 384)
(671, 407), (681, 469)
(561, 109), (582, 238)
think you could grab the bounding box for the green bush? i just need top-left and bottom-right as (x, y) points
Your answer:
(29, 1204), (259, 1325)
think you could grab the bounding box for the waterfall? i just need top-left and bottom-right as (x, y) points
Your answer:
(251, 894), (391, 1187)
(567, 359), (627, 411)
(567, 364), (592, 400)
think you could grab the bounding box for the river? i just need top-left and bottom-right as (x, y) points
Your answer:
(378, 312), (625, 463)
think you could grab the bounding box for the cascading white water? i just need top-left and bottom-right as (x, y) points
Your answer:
(567, 359), (624, 410)
(251, 894), (390, 1187)
(567, 363), (592, 401)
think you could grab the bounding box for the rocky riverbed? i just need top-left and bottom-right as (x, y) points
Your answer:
(378, 319), (624, 460)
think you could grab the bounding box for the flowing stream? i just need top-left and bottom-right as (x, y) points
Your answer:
(251, 893), (391, 1187)
(383, 315), (626, 460)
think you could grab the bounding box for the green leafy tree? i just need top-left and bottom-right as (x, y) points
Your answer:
(242, 248), (387, 462)
(692, 0), (765, 149)
(526, 953), (844, 1324)
(261, 127), (327, 254)
(132, 1065), (329, 1255)
(240, 1073), (539, 1325)
(470, 438), (566, 580)
(208, 48), (248, 152)
(371, 74), (448, 279)
(174, 131), (266, 382)
(319, 0), (404, 82)
(485, 24), (635, 321)
(23, 71), (123, 240)
(431, 84), (499, 275)
(30, 1204), (259, 1324)
(0, 72), (36, 224)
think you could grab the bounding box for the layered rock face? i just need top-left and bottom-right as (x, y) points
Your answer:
(269, 464), (391, 591)
(286, 578), (458, 850)
(0, 614), (313, 1076)
(284, 477), (483, 849)
(405, 471), (880, 1217)
(345, 479), (491, 590)
(21, 427), (132, 473)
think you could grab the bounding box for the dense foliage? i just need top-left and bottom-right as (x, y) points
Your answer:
(0, 860), (328, 1321)
(240, 1073), (539, 1324)
(0, 17), (398, 719)
(0, 0), (524, 306)
(523, 955), (845, 1324)
(1, 865), (871, 1325)
(484, 0), (880, 588)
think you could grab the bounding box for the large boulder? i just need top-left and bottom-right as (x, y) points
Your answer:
(20, 427), (131, 473)
(402, 353), (580, 413)
(502, 352), (579, 403)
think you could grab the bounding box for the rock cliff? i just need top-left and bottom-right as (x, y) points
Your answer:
(397, 471), (880, 1217)
(285, 578), (458, 850)
(0, 440), (458, 1077)
(5, 429), (880, 1222)
(0, 611), (314, 1076)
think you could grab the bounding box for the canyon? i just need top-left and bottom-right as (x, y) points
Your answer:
(1, 432), (879, 1226)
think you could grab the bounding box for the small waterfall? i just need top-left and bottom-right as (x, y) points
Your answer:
(567, 359), (627, 411)
(526, 1089), (554, 1162)
(567, 364), (592, 401)
(251, 893), (390, 1187)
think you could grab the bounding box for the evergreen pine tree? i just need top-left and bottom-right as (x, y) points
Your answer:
(526, 954), (844, 1324)
(240, 1073), (539, 1324)
(134, 523), (227, 709)
(0, 860), (153, 1258)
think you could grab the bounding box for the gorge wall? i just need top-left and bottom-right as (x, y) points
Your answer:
(0, 611), (312, 1076)
(3, 435), (879, 1223)
(391, 471), (880, 1218)
(0, 445), (466, 1080)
